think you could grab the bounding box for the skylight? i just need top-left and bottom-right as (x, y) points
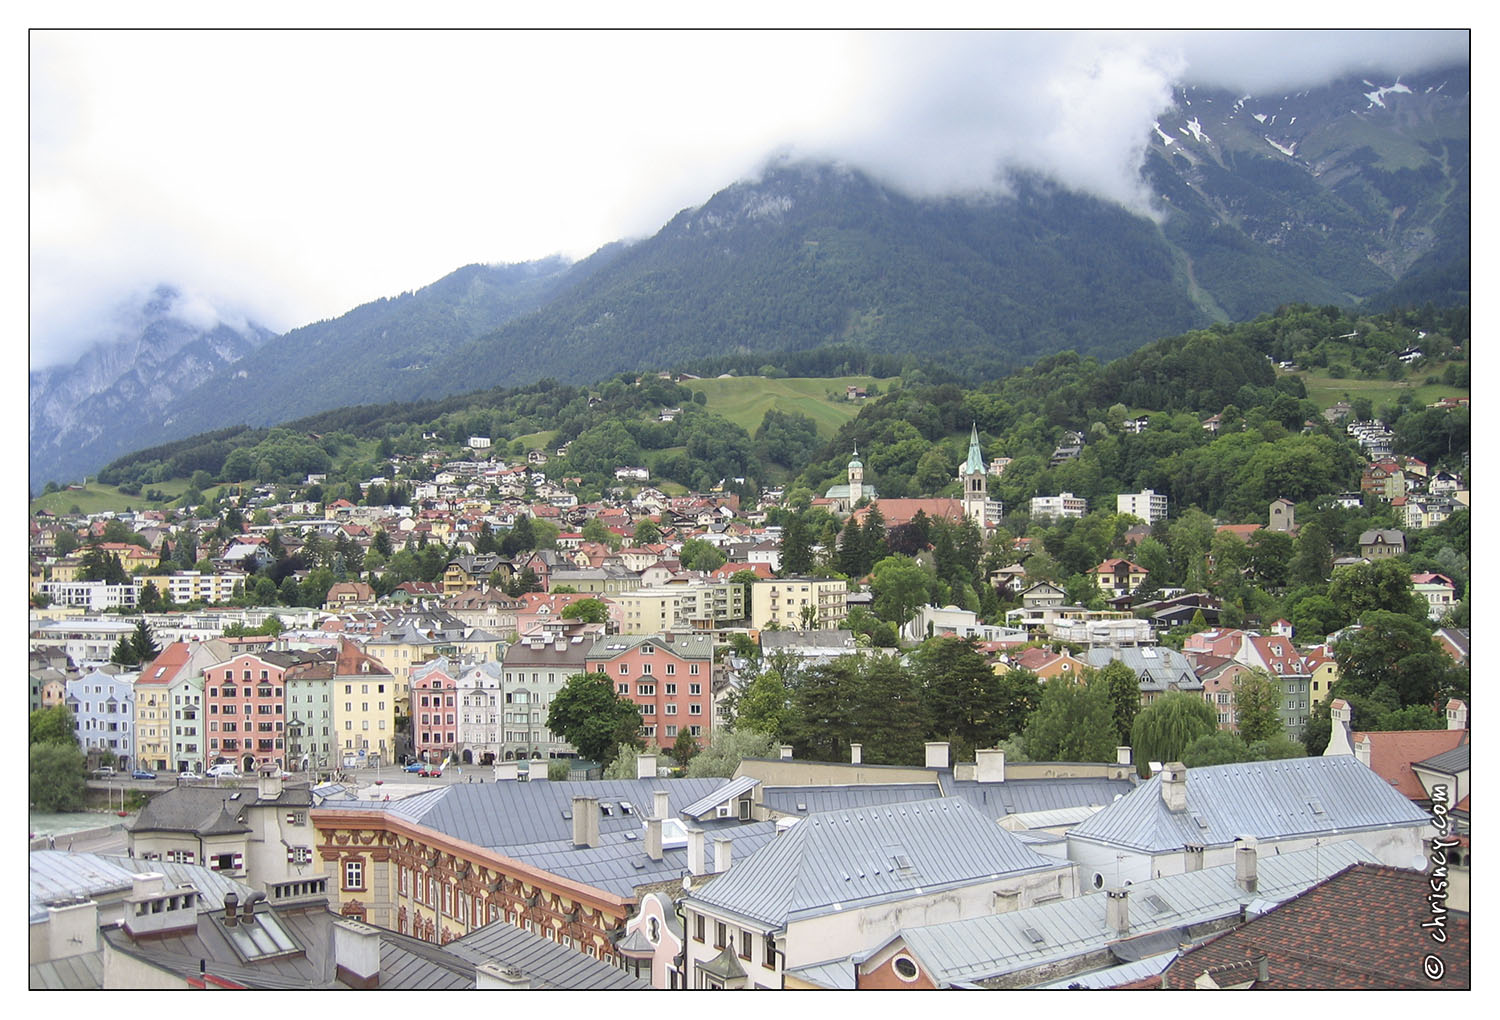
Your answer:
(1145, 894), (1171, 915)
(1022, 926), (1046, 944)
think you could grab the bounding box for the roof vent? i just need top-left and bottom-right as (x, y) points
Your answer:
(1021, 926), (1046, 944)
(1145, 894), (1171, 915)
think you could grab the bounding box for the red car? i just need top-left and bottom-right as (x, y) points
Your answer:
(418, 766), (443, 778)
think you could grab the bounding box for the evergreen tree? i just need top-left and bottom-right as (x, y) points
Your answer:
(779, 513), (815, 575)
(916, 636), (1001, 754)
(130, 619), (160, 663)
(1021, 674), (1120, 763)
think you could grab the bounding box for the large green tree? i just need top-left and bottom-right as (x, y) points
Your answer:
(917, 636), (1000, 754)
(1092, 660), (1141, 745)
(560, 598), (609, 624)
(1232, 668), (1283, 743)
(870, 554), (931, 628)
(30, 705), (79, 747)
(1332, 610), (1465, 713)
(685, 728), (780, 778)
(1130, 691), (1218, 773)
(30, 743), (86, 812)
(1327, 558), (1430, 625)
(546, 673), (643, 766)
(1021, 674), (1120, 764)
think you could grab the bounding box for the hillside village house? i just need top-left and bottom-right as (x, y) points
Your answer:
(410, 660), (459, 764)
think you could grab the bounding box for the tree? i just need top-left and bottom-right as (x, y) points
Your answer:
(109, 635), (139, 667)
(870, 554), (930, 628)
(1092, 661), (1141, 745)
(853, 653), (928, 765)
(917, 636), (999, 753)
(1130, 692), (1218, 773)
(1333, 610), (1464, 712)
(669, 728), (701, 768)
(732, 670), (791, 739)
(779, 513), (815, 575)
(30, 743), (86, 812)
(1327, 558), (1430, 625)
(547, 760), (571, 781)
(560, 598), (609, 624)
(130, 619), (160, 663)
(631, 518), (661, 545)
(993, 668), (1044, 739)
(54, 530), (79, 557)
(679, 538), (727, 573)
(685, 728), (780, 778)
(1021, 675), (1120, 764)
(1232, 668), (1283, 743)
(546, 673), (643, 766)
(603, 741), (661, 779)
(30, 705), (79, 747)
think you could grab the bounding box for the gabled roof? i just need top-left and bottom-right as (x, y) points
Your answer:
(1414, 744), (1469, 775)
(1068, 757), (1432, 855)
(685, 797), (1061, 928)
(1353, 728), (1468, 800)
(681, 776), (761, 820)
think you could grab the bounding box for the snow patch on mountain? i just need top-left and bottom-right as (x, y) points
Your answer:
(1363, 80), (1413, 108)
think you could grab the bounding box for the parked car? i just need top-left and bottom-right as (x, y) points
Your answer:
(178, 771), (203, 781)
(403, 761), (425, 773)
(418, 766), (443, 778)
(207, 764), (239, 778)
(92, 766), (116, 778)
(131, 769), (157, 780)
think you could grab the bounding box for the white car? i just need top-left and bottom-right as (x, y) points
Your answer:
(207, 764), (239, 778)
(178, 771), (203, 781)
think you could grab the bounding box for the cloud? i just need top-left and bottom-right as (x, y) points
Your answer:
(27, 29), (1468, 372)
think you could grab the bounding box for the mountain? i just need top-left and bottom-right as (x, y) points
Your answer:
(28, 286), (275, 491)
(39, 65), (1468, 485)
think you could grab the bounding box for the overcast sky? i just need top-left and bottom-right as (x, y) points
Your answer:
(29, 26), (1469, 370)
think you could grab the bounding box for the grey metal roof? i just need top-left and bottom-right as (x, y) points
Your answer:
(28, 952), (104, 990)
(1031, 949), (1178, 989)
(1083, 646), (1201, 690)
(446, 920), (650, 989)
(681, 775), (760, 820)
(894, 841), (1376, 987)
(1067, 756), (1433, 854)
(945, 776), (1136, 817)
(1415, 744), (1469, 774)
(785, 958), (857, 989)
(761, 783), (943, 816)
(506, 822), (780, 898)
(128, 783), (313, 836)
(29, 850), (255, 923)
(685, 798), (1063, 928)
(327, 777), (758, 856)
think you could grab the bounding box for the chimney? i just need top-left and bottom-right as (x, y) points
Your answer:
(713, 836), (732, 874)
(637, 753), (658, 780)
(132, 873), (166, 900)
(1234, 837), (1259, 895)
(1105, 888), (1129, 936)
(493, 761), (518, 782)
(259, 771), (284, 799)
(653, 790), (670, 820)
(1447, 699), (1468, 731)
(925, 741), (950, 769)
(849, 742), (862, 765)
(687, 826), (707, 876)
(646, 818), (663, 861)
(223, 891), (239, 928)
(572, 796), (600, 848)
(47, 899), (99, 960)
(1116, 746), (1133, 766)
(1355, 736), (1372, 769)
(475, 961), (530, 989)
(1184, 843), (1205, 872)
(1160, 762), (1188, 813)
(241, 890), (265, 924)
(1324, 699), (1355, 757)
(975, 748), (1006, 783)
(333, 917), (382, 989)
(779, 745), (793, 760)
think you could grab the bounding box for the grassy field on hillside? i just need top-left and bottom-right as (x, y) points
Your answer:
(29, 478), (207, 516)
(683, 375), (898, 438)
(1287, 363), (1467, 411)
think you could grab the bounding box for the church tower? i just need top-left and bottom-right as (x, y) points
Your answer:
(960, 424), (989, 528)
(847, 445), (864, 505)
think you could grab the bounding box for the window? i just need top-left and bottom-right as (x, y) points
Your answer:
(665, 683), (677, 695)
(763, 934), (776, 968)
(617, 683), (628, 695)
(637, 684), (654, 696)
(690, 704), (702, 715)
(665, 664), (676, 676)
(690, 664), (700, 676)
(344, 860), (364, 890)
(716, 921), (727, 949)
(618, 664), (629, 675)
(689, 683), (701, 695)
(665, 704), (677, 715)
(739, 929), (752, 960)
(695, 914), (705, 942)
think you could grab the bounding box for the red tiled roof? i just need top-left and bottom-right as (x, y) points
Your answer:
(137, 641), (192, 686)
(1353, 728), (1468, 801)
(852, 498), (966, 528)
(1214, 523), (1262, 541)
(1161, 864), (1469, 989)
